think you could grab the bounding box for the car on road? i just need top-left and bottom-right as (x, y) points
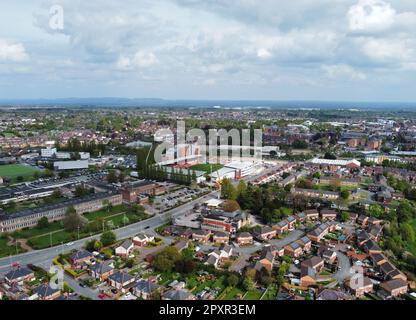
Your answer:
(144, 226), (150, 229)
(66, 242), (74, 246)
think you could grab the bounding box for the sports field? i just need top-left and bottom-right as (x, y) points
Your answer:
(190, 163), (224, 173)
(0, 164), (39, 179)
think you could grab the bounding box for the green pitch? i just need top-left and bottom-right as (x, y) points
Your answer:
(190, 163), (224, 173)
(0, 164), (39, 178)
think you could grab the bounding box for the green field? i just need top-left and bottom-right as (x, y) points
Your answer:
(244, 290), (263, 300)
(190, 164), (224, 174)
(0, 164), (39, 179)
(0, 237), (26, 258)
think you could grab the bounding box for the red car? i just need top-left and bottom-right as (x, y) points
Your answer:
(98, 293), (106, 300)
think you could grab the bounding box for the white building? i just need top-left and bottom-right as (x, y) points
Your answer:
(225, 161), (255, 178)
(41, 148), (57, 158)
(53, 160), (89, 170)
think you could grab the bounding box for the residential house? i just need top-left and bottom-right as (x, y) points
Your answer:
(213, 231), (229, 244)
(134, 279), (161, 300)
(286, 216), (297, 230)
(318, 246), (337, 264)
(345, 277), (374, 297)
(89, 260), (115, 281)
(295, 212), (306, 222)
(357, 215), (369, 227)
(192, 229), (212, 243)
(296, 236), (312, 253)
(300, 256), (324, 287)
(254, 226), (276, 241)
(108, 271), (135, 292)
(369, 253), (387, 266)
(256, 248), (274, 272)
(115, 239), (134, 257)
(273, 220), (289, 234)
(320, 209), (337, 221)
(236, 232), (253, 246)
(363, 239), (382, 254)
(33, 284), (61, 300)
(379, 279), (408, 298)
(133, 233), (155, 247)
(304, 209), (319, 220)
(68, 250), (93, 270)
(4, 267), (35, 286)
(284, 241), (303, 257)
(162, 289), (195, 300)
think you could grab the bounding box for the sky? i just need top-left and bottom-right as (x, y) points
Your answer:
(0, 0), (415, 102)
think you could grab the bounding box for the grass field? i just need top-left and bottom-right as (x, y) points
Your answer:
(0, 164), (39, 179)
(243, 290), (263, 300)
(0, 237), (26, 258)
(190, 163), (224, 174)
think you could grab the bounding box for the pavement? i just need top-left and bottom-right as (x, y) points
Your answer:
(0, 191), (219, 274)
(333, 251), (352, 283)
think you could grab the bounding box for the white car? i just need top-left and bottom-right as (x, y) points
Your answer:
(66, 242), (74, 246)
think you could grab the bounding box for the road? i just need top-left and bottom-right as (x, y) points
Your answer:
(0, 191), (219, 274)
(333, 251), (352, 283)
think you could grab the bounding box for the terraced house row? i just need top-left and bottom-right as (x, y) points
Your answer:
(0, 192), (122, 233)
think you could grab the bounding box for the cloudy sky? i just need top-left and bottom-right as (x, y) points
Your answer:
(0, 0), (415, 101)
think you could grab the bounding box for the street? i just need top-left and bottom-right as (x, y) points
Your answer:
(0, 191), (219, 274)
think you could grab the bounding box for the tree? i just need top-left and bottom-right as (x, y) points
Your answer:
(101, 231), (116, 246)
(107, 171), (118, 184)
(243, 277), (255, 291)
(226, 274), (239, 287)
(400, 223), (415, 243)
(222, 200), (241, 212)
(221, 178), (237, 200)
(340, 190), (350, 200)
(340, 212), (349, 222)
(153, 246), (182, 272)
(37, 217), (50, 229)
(63, 206), (87, 232)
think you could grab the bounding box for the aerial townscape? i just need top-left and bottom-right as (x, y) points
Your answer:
(1, 0), (416, 311)
(0, 106), (415, 301)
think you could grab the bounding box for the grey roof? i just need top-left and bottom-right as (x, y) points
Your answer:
(135, 279), (161, 294)
(163, 289), (193, 300)
(109, 271), (134, 284)
(89, 261), (113, 274)
(33, 284), (60, 298)
(119, 239), (133, 250)
(5, 267), (33, 281)
(69, 249), (93, 262)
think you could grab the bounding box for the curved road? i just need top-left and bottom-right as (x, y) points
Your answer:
(0, 191), (219, 273)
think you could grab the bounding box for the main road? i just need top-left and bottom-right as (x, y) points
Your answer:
(0, 191), (219, 274)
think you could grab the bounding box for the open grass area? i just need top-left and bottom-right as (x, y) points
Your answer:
(220, 287), (243, 300)
(243, 290), (263, 300)
(0, 164), (39, 179)
(190, 163), (224, 174)
(261, 284), (278, 300)
(0, 237), (26, 258)
(27, 209), (149, 250)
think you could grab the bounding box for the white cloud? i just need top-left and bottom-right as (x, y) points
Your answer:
(348, 0), (396, 32)
(0, 39), (29, 62)
(116, 50), (159, 70)
(323, 64), (367, 80)
(257, 48), (272, 59)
